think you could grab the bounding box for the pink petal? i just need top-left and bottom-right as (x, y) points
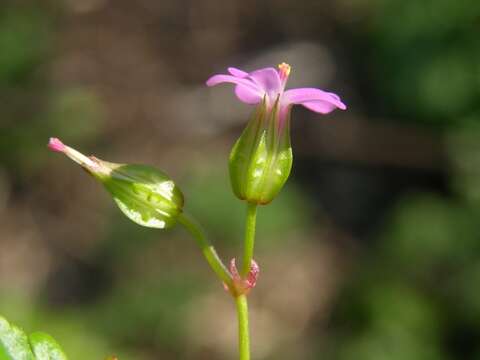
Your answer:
(206, 74), (257, 90)
(301, 101), (341, 114)
(235, 85), (263, 104)
(48, 137), (66, 152)
(284, 88), (346, 114)
(249, 67), (282, 98)
(228, 67), (248, 78)
(206, 74), (263, 104)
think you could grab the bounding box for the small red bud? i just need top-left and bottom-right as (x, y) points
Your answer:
(224, 258), (259, 297)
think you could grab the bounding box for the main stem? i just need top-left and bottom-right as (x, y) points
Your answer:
(236, 294), (250, 360)
(177, 212), (233, 288)
(236, 202), (258, 360)
(242, 203), (258, 276)
(179, 204), (257, 360)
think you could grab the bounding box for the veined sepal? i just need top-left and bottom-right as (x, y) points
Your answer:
(48, 138), (184, 229)
(229, 98), (293, 205)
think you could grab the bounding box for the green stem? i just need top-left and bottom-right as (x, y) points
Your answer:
(235, 294), (250, 360)
(178, 212), (233, 288)
(242, 203), (258, 276)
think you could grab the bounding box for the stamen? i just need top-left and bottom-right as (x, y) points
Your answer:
(278, 62), (291, 82)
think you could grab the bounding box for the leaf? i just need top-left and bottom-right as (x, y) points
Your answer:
(0, 316), (35, 360)
(0, 317), (66, 360)
(0, 314), (119, 360)
(29, 333), (67, 360)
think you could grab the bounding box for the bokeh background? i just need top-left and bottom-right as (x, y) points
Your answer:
(1, 0), (480, 359)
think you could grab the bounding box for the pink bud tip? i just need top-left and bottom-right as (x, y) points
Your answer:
(48, 137), (66, 153)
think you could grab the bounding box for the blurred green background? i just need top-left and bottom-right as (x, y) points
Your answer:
(1, 0), (480, 359)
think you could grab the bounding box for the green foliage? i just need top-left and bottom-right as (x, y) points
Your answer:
(29, 333), (67, 360)
(0, 316), (34, 360)
(0, 316), (66, 360)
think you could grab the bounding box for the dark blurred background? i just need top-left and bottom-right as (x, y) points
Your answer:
(1, 0), (480, 359)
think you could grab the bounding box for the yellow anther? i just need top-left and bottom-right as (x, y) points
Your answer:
(278, 62), (291, 80)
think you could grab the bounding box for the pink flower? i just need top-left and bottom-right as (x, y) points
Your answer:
(207, 63), (346, 205)
(206, 63), (346, 117)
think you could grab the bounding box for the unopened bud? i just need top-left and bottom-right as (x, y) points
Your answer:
(48, 138), (184, 229)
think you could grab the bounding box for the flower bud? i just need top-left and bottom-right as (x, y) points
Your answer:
(48, 138), (184, 229)
(229, 98), (293, 205)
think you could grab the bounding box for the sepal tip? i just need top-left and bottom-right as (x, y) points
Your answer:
(48, 137), (66, 153)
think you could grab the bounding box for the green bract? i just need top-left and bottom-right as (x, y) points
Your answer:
(229, 99), (293, 205)
(0, 316), (67, 360)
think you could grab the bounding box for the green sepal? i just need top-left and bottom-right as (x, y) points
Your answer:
(29, 333), (67, 360)
(97, 162), (184, 229)
(229, 98), (293, 205)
